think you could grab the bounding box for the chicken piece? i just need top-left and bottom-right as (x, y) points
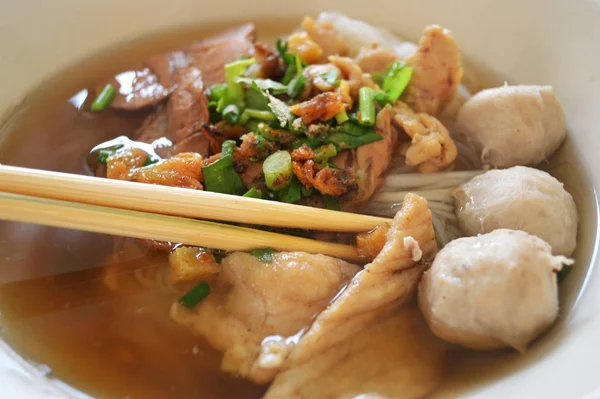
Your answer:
(264, 306), (446, 399)
(289, 92), (345, 125)
(169, 247), (220, 283)
(356, 223), (390, 261)
(393, 101), (457, 173)
(403, 25), (462, 115)
(275, 194), (437, 363)
(301, 17), (349, 62)
(333, 105), (398, 209)
(129, 152), (205, 189)
(355, 45), (399, 74)
(257, 194), (439, 395)
(303, 63), (341, 93)
(287, 32), (324, 65)
(106, 148), (149, 180)
(170, 252), (360, 384)
(329, 55), (377, 98)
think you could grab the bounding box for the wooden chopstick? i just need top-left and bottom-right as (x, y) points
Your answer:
(0, 165), (390, 232)
(0, 192), (363, 263)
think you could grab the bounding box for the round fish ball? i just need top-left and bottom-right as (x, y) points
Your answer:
(418, 229), (571, 351)
(455, 85), (566, 168)
(454, 166), (578, 256)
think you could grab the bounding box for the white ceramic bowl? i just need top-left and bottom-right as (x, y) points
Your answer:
(1, 1), (599, 398)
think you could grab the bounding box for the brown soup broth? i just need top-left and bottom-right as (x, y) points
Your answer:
(0, 19), (597, 399)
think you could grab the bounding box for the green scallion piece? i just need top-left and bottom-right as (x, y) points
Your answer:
(334, 110), (349, 125)
(263, 151), (293, 191)
(243, 187), (263, 199)
(374, 91), (393, 106)
(178, 281), (211, 309)
(201, 140), (246, 195)
(314, 144), (338, 163)
(90, 84), (117, 112)
(278, 176), (302, 203)
(209, 83), (228, 102)
(143, 156), (159, 167)
(96, 144), (124, 164)
(242, 109), (277, 121)
(225, 58), (256, 105)
(250, 248), (275, 262)
(288, 75), (307, 99)
(382, 61), (413, 100)
(326, 132), (383, 150)
(223, 104), (241, 124)
(323, 195), (341, 211)
(358, 87), (376, 126)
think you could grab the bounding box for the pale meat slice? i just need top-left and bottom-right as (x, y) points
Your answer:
(264, 306), (446, 399)
(393, 101), (458, 173)
(301, 17), (349, 62)
(355, 45), (399, 74)
(334, 105), (398, 210)
(170, 252), (360, 384)
(262, 194), (440, 397)
(403, 25), (462, 116)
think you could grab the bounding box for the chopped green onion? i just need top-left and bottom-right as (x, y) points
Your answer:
(278, 176), (302, 203)
(243, 187), (263, 199)
(334, 110), (349, 125)
(223, 104), (241, 124)
(382, 61), (413, 100)
(221, 140), (236, 158)
(287, 56), (307, 99)
(250, 248), (275, 262)
(301, 185), (314, 197)
(263, 151), (293, 191)
(96, 144), (124, 164)
(339, 121), (374, 136)
(320, 70), (340, 86)
(358, 87), (376, 126)
(326, 132), (383, 150)
(242, 109), (277, 121)
(209, 83), (228, 102)
(201, 140), (246, 195)
(246, 84), (270, 110)
(143, 156), (159, 166)
(288, 75), (307, 99)
(235, 77), (288, 94)
(225, 58), (256, 105)
(371, 71), (385, 85)
(374, 91), (393, 106)
(267, 93), (294, 128)
(314, 144), (338, 163)
(178, 281), (211, 308)
(90, 84), (117, 112)
(323, 195), (341, 211)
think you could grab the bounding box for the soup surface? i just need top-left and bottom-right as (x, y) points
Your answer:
(0, 17), (597, 399)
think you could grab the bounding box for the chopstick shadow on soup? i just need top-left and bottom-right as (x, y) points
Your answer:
(0, 11), (585, 399)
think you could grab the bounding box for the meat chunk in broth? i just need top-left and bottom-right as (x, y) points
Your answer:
(264, 306), (446, 399)
(355, 45), (399, 74)
(170, 252), (360, 384)
(403, 25), (463, 116)
(262, 194), (441, 397)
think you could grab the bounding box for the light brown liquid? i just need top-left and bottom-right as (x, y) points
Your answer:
(0, 20), (597, 399)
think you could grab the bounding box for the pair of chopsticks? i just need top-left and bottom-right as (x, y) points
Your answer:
(0, 165), (391, 262)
